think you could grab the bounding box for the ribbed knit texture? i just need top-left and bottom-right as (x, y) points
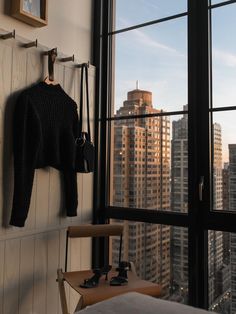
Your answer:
(10, 81), (79, 227)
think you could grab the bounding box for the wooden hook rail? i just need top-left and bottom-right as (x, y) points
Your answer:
(0, 28), (91, 69)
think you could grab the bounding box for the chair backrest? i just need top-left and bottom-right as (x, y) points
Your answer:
(67, 224), (123, 238)
(65, 224), (123, 271)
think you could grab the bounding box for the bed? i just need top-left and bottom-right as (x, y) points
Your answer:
(75, 292), (213, 314)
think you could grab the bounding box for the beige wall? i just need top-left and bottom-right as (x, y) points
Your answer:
(0, 0), (92, 62)
(0, 1), (94, 313)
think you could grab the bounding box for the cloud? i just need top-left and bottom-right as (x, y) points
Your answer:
(213, 49), (236, 67)
(116, 18), (184, 57)
(133, 28), (180, 54)
(138, 0), (161, 12)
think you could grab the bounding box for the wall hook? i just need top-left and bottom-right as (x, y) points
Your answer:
(0, 29), (15, 40)
(59, 54), (75, 62)
(77, 61), (89, 68)
(22, 39), (38, 48)
(43, 47), (58, 56)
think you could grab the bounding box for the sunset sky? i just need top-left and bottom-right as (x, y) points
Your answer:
(114, 0), (236, 162)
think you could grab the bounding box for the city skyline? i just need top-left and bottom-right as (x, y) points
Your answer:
(111, 85), (232, 312)
(115, 85), (234, 165)
(112, 87), (171, 295)
(114, 1), (236, 163)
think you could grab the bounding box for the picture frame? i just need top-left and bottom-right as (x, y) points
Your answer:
(11, 0), (48, 27)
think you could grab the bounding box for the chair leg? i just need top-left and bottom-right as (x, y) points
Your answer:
(57, 268), (69, 314)
(74, 296), (84, 312)
(129, 261), (137, 276)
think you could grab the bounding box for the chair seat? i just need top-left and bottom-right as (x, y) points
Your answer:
(63, 268), (162, 307)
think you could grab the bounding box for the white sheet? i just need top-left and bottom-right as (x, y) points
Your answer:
(76, 292), (213, 314)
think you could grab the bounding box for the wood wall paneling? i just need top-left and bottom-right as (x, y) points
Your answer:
(33, 233), (47, 313)
(0, 43), (12, 107)
(3, 238), (20, 314)
(0, 35), (94, 313)
(19, 236), (34, 314)
(35, 168), (50, 228)
(46, 230), (60, 314)
(12, 46), (27, 92)
(48, 168), (62, 227)
(58, 228), (69, 314)
(0, 108), (4, 235)
(0, 43), (12, 236)
(0, 240), (5, 314)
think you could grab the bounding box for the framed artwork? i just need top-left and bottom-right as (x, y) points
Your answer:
(11, 0), (48, 27)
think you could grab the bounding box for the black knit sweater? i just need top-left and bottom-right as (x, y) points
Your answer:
(10, 82), (79, 227)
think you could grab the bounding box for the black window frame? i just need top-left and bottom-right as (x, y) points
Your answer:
(92, 0), (236, 310)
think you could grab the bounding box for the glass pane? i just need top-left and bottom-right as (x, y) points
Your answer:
(208, 230), (231, 313)
(109, 111), (188, 213)
(212, 111), (236, 212)
(115, 0), (187, 31)
(211, 3), (236, 108)
(113, 17), (187, 115)
(110, 221), (188, 303)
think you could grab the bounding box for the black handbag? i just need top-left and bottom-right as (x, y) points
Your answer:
(75, 64), (95, 173)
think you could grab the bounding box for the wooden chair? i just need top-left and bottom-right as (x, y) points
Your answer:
(57, 224), (162, 313)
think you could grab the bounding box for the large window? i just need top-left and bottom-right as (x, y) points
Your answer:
(110, 220), (188, 303)
(94, 0), (236, 313)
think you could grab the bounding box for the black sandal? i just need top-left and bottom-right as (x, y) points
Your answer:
(110, 261), (130, 286)
(110, 275), (128, 286)
(80, 269), (101, 288)
(80, 265), (112, 288)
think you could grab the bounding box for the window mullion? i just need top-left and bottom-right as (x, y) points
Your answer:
(188, 0), (210, 309)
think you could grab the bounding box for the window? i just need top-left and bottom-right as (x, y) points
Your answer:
(93, 0), (236, 312)
(111, 220), (188, 303)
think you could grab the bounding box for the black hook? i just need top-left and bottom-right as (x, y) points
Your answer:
(59, 54), (75, 62)
(22, 39), (38, 48)
(77, 61), (90, 68)
(0, 29), (15, 40)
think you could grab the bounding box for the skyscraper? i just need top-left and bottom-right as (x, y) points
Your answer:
(112, 87), (171, 295)
(222, 163), (230, 264)
(170, 107), (188, 302)
(209, 124), (224, 307)
(171, 116), (226, 307)
(229, 144), (236, 313)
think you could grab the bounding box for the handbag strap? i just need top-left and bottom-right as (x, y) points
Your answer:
(78, 64), (91, 140)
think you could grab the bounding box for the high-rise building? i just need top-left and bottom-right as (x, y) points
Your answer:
(222, 163), (230, 264)
(229, 144), (236, 313)
(171, 116), (227, 307)
(112, 87), (171, 295)
(223, 163), (229, 213)
(170, 107), (188, 302)
(209, 124), (224, 306)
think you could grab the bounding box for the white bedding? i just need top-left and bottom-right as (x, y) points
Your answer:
(76, 292), (213, 314)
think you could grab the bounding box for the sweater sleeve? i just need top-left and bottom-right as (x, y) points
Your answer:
(62, 169), (78, 217)
(9, 92), (40, 227)
(63, 103), (78, 217)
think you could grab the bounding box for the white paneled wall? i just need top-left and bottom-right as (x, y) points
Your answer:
(0, 34), (94, 314)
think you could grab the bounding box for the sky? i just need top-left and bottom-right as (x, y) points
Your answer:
(114, 0), (236, 163)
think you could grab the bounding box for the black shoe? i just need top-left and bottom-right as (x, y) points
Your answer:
(80, 265), (112, 288)
(110, 261), (130, 286)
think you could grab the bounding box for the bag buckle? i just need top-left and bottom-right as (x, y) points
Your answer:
(75, 137), (86, 147)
